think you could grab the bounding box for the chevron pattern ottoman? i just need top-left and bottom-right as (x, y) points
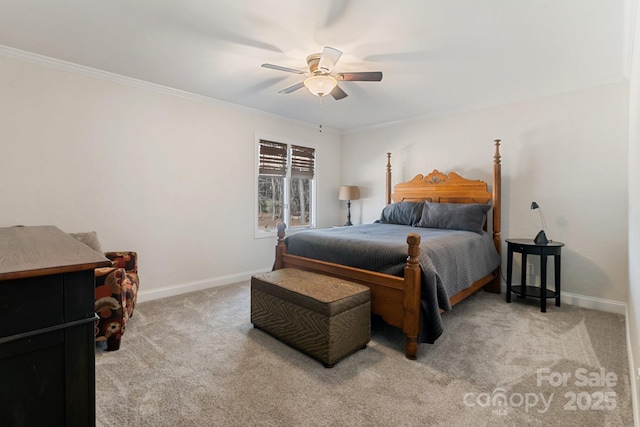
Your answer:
(251, 268), (371, 368)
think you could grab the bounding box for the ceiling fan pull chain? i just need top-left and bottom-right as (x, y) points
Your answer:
(318, 96), (323, 133)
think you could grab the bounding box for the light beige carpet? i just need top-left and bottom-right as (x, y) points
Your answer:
(95, 281), (634, 426)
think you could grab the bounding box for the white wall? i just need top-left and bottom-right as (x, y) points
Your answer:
(0, 54), (342, 300)
(342, 82), (629, 306)
(0, 46), (631, 309)
(627, 0), (640, 423)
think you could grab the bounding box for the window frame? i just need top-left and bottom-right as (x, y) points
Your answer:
(255, 135), (317, 239)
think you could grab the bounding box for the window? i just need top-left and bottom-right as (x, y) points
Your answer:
(257, 139), (315, 234)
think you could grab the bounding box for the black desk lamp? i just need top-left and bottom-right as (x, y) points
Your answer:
(339, 185), (360, 226)
(530, 201), (549, 244)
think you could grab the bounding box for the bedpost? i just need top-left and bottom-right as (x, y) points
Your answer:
(488, 139), (502, 293)
(274, 222), (287, 270)
(403, 233), (421, 360)
(385, 152), (392, 205)
(492, 139), (501, 252)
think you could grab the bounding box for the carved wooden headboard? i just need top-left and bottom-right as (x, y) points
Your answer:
(391, 171), (492, 204)
(384, 139), (502, 255)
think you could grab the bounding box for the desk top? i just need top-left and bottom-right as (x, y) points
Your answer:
(0, 226), (111, 281)
(506, 238), (565, 247)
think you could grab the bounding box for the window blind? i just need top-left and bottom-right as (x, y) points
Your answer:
(259, 140), (287, 176)
(291, 144), (315, 179)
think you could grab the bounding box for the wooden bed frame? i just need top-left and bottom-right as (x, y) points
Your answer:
(274, 139), (502, 360)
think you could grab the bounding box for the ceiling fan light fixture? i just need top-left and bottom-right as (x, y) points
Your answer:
(304, 75), (337, 97)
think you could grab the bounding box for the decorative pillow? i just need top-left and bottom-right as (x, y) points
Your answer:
(416, 202), (490, 234)
(69, 231), (103, 254)
(379, 202), (424, 226)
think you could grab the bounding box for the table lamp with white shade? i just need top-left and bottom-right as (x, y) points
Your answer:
(338, 185), (360, 226)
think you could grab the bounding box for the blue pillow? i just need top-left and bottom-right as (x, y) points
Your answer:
(416, 202), (490, 234)
(379, 202), (424, 226)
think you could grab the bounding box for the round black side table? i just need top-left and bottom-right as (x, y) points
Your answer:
(505, 238), (565, 312)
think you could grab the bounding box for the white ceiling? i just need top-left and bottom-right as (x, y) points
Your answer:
(0, 0), (629, 132)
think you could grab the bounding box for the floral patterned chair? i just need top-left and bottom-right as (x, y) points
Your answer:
(69, 231), (139, 351)
(94, 252), (139, 351)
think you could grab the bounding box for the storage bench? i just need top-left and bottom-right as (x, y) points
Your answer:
(251, 268), (371, 368)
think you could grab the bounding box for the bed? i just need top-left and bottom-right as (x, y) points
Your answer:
(274, 139), (503, 359)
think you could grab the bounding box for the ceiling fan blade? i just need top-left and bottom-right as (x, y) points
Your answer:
(330, 85), (348, 100)
(318, 46), (342, 73)
(336, 71), (383, 81)
(262, 63), (305, 74)
(278, 82), (305, 94)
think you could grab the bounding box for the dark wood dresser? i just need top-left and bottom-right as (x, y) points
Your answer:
(0, 226), (111, 427)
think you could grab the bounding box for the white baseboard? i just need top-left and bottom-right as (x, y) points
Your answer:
(500, 280), (627, 314)
(560, 291), (627, 315)
(502, 279), (627, 315)
(136, 267), (271, 303)
(147, 276), (627, 312)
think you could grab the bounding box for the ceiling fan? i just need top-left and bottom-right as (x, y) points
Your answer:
(261, 46), (383, 100)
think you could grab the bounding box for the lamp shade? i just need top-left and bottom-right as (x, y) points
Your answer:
(304, 75), (337, 97)
(338, 185), (360, 201)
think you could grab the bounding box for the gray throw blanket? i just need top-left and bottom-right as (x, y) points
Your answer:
(285, 223), (501, 344)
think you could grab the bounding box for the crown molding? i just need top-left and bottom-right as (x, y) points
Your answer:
(343, 78), (626, 135)
(0, 44), (340, 135)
